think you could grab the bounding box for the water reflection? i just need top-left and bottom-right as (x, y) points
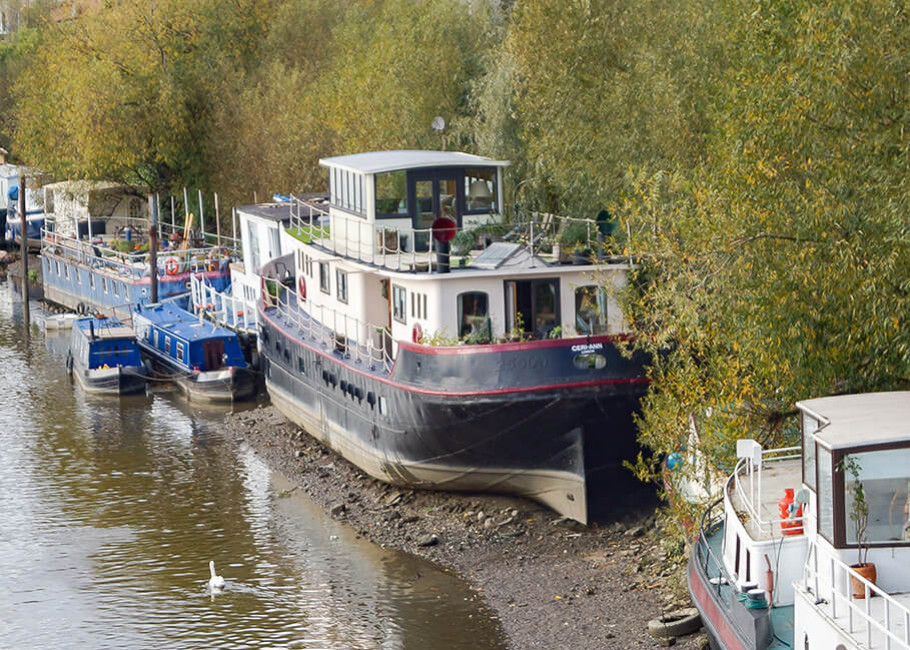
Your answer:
(0, 278), (503, 649)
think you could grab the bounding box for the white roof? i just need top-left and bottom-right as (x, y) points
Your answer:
(319, 150), (510, 175)
(798, 392), (910, 450)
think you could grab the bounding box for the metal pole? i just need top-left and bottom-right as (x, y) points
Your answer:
(18, 174), (28, 323)
(183, 187), (189, 219)
(214, 192), (221, 247)
(198, 189), (205, 240)
(231, 206), (237, 243)
(148, 193), (158, 304)
(170, 195), (176, 229)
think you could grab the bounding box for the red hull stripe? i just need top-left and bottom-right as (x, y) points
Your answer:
(688, 559), (749, 650)
(260, 308), (649, 397)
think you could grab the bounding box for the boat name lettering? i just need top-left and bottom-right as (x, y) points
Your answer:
(570, 343), (603, 353)
(497, 356), (548, 370)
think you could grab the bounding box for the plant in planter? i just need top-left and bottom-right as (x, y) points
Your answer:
(558, 220), (592, 264)
(843, 455), (876, 598)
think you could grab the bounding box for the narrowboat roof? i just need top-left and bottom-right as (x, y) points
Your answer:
(134, 303), (240, 341)
(74, 317), (136, 340)
(319, 150), (510, 175)
(236, 193), (328, 223)
(797, 391), (910, 450)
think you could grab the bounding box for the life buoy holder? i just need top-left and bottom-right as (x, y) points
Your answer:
(412, 322), (423, 344)
(298, 276), (307, 302)
(165, 257), (180, 276)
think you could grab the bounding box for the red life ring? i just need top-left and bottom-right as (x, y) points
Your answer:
(412, 322), (423, 344)
(164, 257), (180, 275)
(298, 276), (307, 301)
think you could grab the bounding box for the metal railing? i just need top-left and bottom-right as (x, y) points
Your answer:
(189, 272), (258, 334)
(804, 540), (910, 649)
(692, 497), (746, 627)
(262, 274), (394, 374)
(732, 445), (804, 537)
(288, 196), (620, 273)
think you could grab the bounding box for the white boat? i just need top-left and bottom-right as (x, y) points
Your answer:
(688, 391), (910, 650)
(44, 313), (80, 330)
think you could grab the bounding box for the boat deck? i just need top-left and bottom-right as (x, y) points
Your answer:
(729, 456), (803, 541)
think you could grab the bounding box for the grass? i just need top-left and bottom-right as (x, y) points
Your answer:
(287, 224), (330, 244)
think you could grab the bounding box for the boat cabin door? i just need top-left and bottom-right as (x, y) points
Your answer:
(505, 279), (560, 339)
(412, 172), (459, 252)
(203, 339), (225, 370)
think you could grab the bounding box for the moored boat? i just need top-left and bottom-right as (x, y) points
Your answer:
(66, 316), (148, 395)
(688, 391), (910, 650)
(132, 302), (256, 403)
(257, 150), (650, 523)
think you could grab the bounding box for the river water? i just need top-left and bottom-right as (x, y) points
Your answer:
(0, 277), (503, 649)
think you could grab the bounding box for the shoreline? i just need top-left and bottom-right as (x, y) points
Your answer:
(225, 404), (705, 649)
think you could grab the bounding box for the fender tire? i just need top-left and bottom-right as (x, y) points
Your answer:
(647, 607), (701, 638)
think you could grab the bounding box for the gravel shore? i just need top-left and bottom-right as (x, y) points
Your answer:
(226, 404), (706, 649)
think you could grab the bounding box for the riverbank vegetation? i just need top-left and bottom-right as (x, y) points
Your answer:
(1, 0), (907, 526)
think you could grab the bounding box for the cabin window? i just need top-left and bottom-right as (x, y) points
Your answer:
(90, 273), (95, 289)
(63, 264), (69, 280)
(319, 262), (330, 294)
(176, 341), (185, 364)
(842, 447), (910, 546)
(505, 278), (560, 339)
(392, 285), (407, 324)
(464, 168), (497, 213)
(297, 357), (305, 374)
(76, 269), (81, 285)
(802, 413), (819, 491)
(336, 269), (348, 304)
(113, 282), (120, 297)
(378, 396), (388, 415)
(164, 335), (171, 355)
(818, 446), (835, 542)
(55, 260), (60, 275)
(375, 171), (408, 217)
(575, 286), (608, 336)
(102, 277), (108, 294)
(458, 291), (490, 341)
(247, 221), (261, 274)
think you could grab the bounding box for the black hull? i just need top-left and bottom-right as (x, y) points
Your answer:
(138, 343), (257, 403)
(259, 307), (648, 522)
(72, 362), (147, 396)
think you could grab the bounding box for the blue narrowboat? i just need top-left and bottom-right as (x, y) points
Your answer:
(132, 302), (256, 403)
(66, 317), (148, 395)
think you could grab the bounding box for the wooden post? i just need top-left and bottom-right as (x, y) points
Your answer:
(214, 192), (221, 247)
(18, 174), (28, 322)
(148, 193), (158, 304)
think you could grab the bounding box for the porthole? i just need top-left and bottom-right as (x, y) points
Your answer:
(572, 353), (606, 370)
(378, 396), (388, 415)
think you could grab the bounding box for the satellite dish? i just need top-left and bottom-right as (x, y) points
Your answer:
(431, 116), (446, 132)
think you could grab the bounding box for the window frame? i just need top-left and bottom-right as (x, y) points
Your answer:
(319, 262), (330, 294)
(392, 285), (407, 324)
(336, 268), (348, 304)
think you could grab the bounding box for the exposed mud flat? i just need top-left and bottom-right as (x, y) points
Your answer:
(226, 405), (706, 649)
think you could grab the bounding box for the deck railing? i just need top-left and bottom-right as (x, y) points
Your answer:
(189, 272), (258, 334)
(804, 540), (910, 650)
(732, 444), (804, 537)
(288, 196), (616, 273)
(262, 272), (394, 374)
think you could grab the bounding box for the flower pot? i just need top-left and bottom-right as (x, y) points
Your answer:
(850, 563), (877, 598)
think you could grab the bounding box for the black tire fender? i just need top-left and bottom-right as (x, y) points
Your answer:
(65, 351), (73, 374)
(647, 607), (702, 638)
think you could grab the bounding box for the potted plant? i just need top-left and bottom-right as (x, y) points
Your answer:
(558, 220), (590, 264)
(843, 456), (876, 598)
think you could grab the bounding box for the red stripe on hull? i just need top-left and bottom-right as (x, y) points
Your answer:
(689, 560), (750, 650)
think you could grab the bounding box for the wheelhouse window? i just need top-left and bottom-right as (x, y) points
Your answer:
(575, 285), (608, 335)
(802, 413), (819, 491)
(336, 269), (348, 304)
(319, 262), (330, 294)
(841, 447), (910, 546)
(392, 285), (407, 324)
(818, 446), (834, 542)
(375, 171), (408, 217)
(458, 291), (490, 341)
(464, 168), (497, 213)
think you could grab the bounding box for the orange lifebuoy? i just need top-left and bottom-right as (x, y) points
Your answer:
(165, 257), (180, 275)
(298, 276), (307, 301)
(412, 322), (423, 344)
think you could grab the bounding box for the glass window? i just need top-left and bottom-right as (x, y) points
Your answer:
(802, 413), (819, 491)
(842, 448), (910, 545)
(464, 168), (497, 213)
(375, 171), (408, 216)
(176, 341), (185, 364)
(458, 292), (489, 341)
(534, 281), (558, 338)
(392, 285), (407, 323)
(319, 262), (330, 294)
(575, 285), (608, 335)
(336, 269), (348, 303)
(818, 446), (834, 542)
(247, 221), (260, 273)
(102, 277), (108, 293)
(164, 335), (171, 354)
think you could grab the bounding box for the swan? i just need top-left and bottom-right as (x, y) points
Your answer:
(208, 561), (225, 591)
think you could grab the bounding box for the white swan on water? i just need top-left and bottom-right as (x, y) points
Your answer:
(209, 561), (225, 591)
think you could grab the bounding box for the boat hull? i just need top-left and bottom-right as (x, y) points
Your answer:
(140, 345), (256, 403)
(259, 307), (648, 523)
(72, 363), (147, 396)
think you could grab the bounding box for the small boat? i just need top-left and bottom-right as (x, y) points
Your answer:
(688, 391), (910, 650)
(66, 316), (148, 395)
(132, 302), (256, 403)
(44, 313), (80, 330)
